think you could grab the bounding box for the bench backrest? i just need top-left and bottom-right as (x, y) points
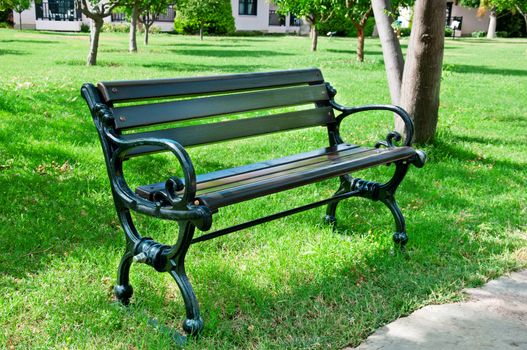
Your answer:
(98, 68), (335, 157)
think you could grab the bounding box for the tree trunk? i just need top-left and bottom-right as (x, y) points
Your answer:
(487, 8), (497, 39)
(516, 6), (527, 33)
(200, 25), (203, 40)
(356, 27), (365, 62)
(129, 4), (138, 52)
(87, 19), (103, 66)
(311, 26), (318, 51)
(18, 12), (22, 30)
(144, 24), (150, 45)
(398, 0), (446, 143)
(371, 0), (404, 104)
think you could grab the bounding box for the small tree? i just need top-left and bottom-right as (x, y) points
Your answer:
(274, 0), (336, 51)
(339, 0), (372, 62)
(77, 0), (120, 66)
(0, 0), (30, 30)
(177, 0), (234, 40)
(139, 1), (174, 45)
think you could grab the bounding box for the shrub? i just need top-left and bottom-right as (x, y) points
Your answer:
(471, 31), (486, 38)
(317, 16), (376, 37)
(496, 31), (508, 38)
(102, 22), (130, 33)
(174, 0), (235, 36)
(80, 23), (90, 33)
(400, 27), (411, 37)
(444, 26), (453, 37)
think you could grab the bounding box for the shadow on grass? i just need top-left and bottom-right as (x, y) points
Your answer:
(55, 59), (122, 67)
(140, 62), (271, 72)
(0, 39), (59, 44)
(0, 48), (28, 56)
(443, 63), (527, 76)
(326, 48), (383, 56)
(164, 43), (250, 48)
(169, 49), (293, 57)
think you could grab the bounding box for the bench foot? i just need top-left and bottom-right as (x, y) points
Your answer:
(114, 251), (134, 305)
(381, 196), (408, 251)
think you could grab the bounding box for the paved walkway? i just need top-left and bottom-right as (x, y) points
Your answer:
(349, 270), (527, 350)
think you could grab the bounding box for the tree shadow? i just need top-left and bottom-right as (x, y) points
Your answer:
(55, 59), (122, 67)
(169, 49), (293, 57)
(164, 43), (250, 48)
(140, 62), (271, 73)
(443, 63), (527, 77)
(326, 48), (383, 56)
(0, 39), (59, 44)
(0, 49), (28, 56)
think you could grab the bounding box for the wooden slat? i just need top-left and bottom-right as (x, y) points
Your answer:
(113, 84), (329, 130)
(98, 68), (324, 103)
(122, 107), (334, 156)
(197, 147), (416, 209)
(135, 143), (359, 200)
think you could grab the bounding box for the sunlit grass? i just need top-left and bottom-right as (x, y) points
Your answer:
(0, 30), (526, 349)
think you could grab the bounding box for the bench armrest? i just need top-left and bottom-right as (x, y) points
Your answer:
(107, 132), (197, 206)
(330, 101), (414, 147)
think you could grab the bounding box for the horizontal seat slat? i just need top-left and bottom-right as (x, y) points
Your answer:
(197, 147), (416, 209)
(135, 143), (359, 200)
(122, 107), (334, 156)
(98, 68), (324, 103)
(113, 84), (329, 130)
(135, 145), (416, 210)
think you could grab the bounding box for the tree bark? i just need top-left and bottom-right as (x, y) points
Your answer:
(371, 0), (404, 104)
(18, 12), (22, 30)
(398, 0), (446, 143)
(487, 8), (497, 38)
(356, 27), (365, 62)
(144, 24), (150, 45)
(87, 18), (103, 66)
(129, 4), (138, 52)
(516, 6), (527, 33)
(311, 26), (318, 51)
(200, 25), (203, 40)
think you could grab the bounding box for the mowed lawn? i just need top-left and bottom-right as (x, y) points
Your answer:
(0, 29), (526, 349)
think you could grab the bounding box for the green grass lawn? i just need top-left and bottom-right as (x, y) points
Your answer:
(0, 29), (526, 349)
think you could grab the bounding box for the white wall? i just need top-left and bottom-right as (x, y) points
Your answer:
(232, 0), (270, 31)
(452, 5), (490, 36)
(12, 3), (37, 29)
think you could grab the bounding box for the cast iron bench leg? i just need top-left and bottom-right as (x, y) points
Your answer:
(168, 222), (204, 336)
(324, 175), (352, 226)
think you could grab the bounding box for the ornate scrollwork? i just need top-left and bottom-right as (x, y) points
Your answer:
(153, 177), (185, 208)
(375, 131), (402, 149)
(351, 178), (381, 200)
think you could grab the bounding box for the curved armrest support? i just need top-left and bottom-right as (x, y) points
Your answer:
(331, 101), (414, 147)
(105, 130), (197, 208)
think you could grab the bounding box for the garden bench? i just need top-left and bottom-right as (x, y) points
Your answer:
(81, 68), (426, 337)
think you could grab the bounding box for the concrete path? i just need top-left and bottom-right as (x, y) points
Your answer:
(349, 270), (527, 350)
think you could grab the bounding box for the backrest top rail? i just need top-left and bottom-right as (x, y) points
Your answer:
(97, 68), (325, 103)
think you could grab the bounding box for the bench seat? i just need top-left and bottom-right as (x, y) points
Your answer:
(136, 143), (416, 210)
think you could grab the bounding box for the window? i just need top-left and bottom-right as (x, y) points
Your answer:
(35, 0), (81, 21)
(268, 10), (285, 26)
(289, 13), (301, 26)
(239, 0), (257, 16)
